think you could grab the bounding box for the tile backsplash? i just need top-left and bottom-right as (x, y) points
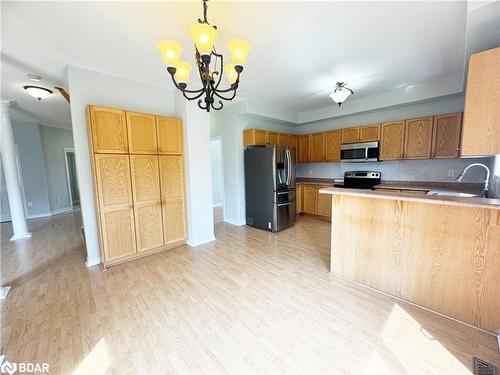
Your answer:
(296, 157), (493, 183)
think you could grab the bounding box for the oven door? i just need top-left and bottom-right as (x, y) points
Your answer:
(341, 141), (379, 162)
(273, 200), (296, 232)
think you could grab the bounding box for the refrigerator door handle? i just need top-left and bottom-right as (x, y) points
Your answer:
(285, 148), (291, 186)
(277, 201), (294, 207)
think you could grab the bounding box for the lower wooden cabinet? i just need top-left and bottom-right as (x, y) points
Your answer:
(296, 183), (303, 213)
(94, 154), (137, 260)
(296, 183), (331, 219)
(316, 186), (332, 217)
(303, 185), (317, 214)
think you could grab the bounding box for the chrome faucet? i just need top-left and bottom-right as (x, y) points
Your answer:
(455, 163), (490, 198)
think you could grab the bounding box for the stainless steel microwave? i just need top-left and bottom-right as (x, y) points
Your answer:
(340, 141), (379, 162)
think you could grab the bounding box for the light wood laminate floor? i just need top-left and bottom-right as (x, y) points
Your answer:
(1, 212), (499, 374)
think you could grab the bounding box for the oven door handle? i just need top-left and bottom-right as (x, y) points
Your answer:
(365, 147), (368, 160)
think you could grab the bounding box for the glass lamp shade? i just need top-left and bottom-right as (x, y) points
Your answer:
(174, 61), (192, 83)
(190, 23), (217, 56)
(329, 87), (352, 105)
(224, 63), (238, 84)
(24, 86), (52, 100)
(227, 39), (251, 66)
(156, 40), (182, 67)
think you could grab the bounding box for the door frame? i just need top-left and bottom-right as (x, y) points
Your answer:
(64, 147), (78, 209)
(210, 136), (225, 218)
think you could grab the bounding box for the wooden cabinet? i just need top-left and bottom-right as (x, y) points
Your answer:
(268, 132), (279, 145)
(289, 135), (298, 160)
(299, 135), (310, 163)
(303, 185), (317, 214)
(296, 183), (303, 213)
(127, 111), (158, 154)
(359, 124), (381, 142)
(341, 128), (360, 144)
(87, 105), (187, 267)
(243, 128), (268, 146)
(157, 116), (183, 155)
(380, 121), (405, 160)
(278, 133), (290, 146)
(404, 117), (433, 159)
(462, 47), (500, 156)
(316, 187), (332, 217)
(88, 106), (128, 153)
(432, 113), (462, 158)
(325, 130), (341, 162)
(310, 132), (325, 162)
(130, 155), (164, 252)
(159, 156), (187, 245)
(94, 154), (136, 261)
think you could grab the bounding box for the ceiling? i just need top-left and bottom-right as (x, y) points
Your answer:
(1, 1), (498, 127)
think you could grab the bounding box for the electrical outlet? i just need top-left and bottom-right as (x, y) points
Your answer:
(27, 201), (32, 207)
(448, 170), (454, 177)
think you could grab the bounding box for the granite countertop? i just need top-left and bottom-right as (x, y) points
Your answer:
(319, 187), (500, 210)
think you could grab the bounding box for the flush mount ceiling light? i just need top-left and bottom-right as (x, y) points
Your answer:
(329, 82), (354, 106)
(24, 85), (53, 100)
(156, 0), (251, 112)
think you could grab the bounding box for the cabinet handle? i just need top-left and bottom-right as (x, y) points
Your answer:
(124, 146), (129, 152)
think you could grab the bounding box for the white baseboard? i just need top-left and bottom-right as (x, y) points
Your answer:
(0, 286), (11, 300)
(27, 212), (51, 220)
(86, 256), (101, 268)
(50, 206), (73, 215)
(10, 232), (32, 241)
(187, 234), (216, 247)
(223, 217), (246, 226)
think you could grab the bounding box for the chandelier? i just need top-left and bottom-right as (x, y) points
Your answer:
(329, 82), (354, 106)
(156, 0), (251, 112)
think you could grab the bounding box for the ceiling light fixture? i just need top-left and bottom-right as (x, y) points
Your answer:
(329, 82), (354, 106)
(24, 86), (53, 100)
(156, 0), (251, 112)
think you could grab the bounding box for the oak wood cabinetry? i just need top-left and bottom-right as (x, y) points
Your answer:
(325, 130), (341, 162)
(289, 135), (298, 159)
(299, 135), (310, 163)
(278, 133), (290, 146)
(461, 47), (500, 156)
(296, 183), (303, 213)
(359, 124), (381, 142)
(310, 132), (325, 162)
(268, 132), (279, 145)
(87, 105), (187, 268)
(302, 185), (317, 214)
(316, 187), (332, 217)
(296, 183), (331, 219)
(89, 106), (129, 153)
(404, 117), (433, 159)
(432, 112), (462, 158)
(380, 121), (405, 160)
(243, 128), (268, 146)
(341, 128), (359, 144)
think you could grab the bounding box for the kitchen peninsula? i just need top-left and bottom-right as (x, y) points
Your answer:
(320, 187), (500, 334)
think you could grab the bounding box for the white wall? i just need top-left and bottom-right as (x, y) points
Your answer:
(210, 138), (223, 207)
(67, 65), (177, 266)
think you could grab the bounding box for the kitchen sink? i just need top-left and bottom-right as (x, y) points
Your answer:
(427, 190), (479, 198)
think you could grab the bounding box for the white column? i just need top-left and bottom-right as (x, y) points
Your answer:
(0, 100), (31, 240)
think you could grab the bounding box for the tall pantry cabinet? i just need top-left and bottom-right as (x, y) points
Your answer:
(87, 105), (187, 267)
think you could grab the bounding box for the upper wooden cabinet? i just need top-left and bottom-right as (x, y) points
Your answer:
(462, 47), (500, 156)
(325, 130), (341, 162)
(380, 121), (405, 160)
(299, 135), (311, 163)
(268, 132), (279, 145)
(404, 117), (433, 159)
(278, 133), (290, 146)
(432, 113), (462, 158)
(359, 124), (381, 142)
(310, 132), (325, 162)
(88, 106), (128, 153)
(289, 135), (299, 160)
(157, 116), (183, 155)
(341, 128), (360, 144)
(126, 111), (157, 154)
(243, 128), (268, 146)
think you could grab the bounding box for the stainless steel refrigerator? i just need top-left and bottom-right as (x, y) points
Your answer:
(244, 145), (296, 232)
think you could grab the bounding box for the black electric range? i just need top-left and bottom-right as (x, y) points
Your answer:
(333, 171), (381, 189)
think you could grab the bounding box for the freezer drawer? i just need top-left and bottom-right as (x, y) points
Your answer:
(273, 201), (296, 232)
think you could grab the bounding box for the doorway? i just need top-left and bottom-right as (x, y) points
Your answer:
(64, 148), (80, 209)
(210, 137), (224, 228)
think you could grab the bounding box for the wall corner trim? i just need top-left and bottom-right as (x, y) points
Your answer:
(85, 256), (101, 268)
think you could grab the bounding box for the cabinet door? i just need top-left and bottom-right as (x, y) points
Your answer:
(380, 121), (405, 160)
(89, 106), (128, 153)
(462, 47), (500, 156)
(303, 185), (317, 214)
(325, 130), (341, 162)
(432, 113), (462, 158)
(126, 111), (157, 154)
(94, 154), (136, 260)
(310, 133), (325, 162)
(316, 187), (332, 217)
(341, 128), (360, 144)
(296, 184), (303, 213)
(268, 132), (279, 145)
(157, 116), (183, 155)
(359, 124), (381, 142)
(130, 155), (164, 252)
(289, 135), (299, 160)
(278, 133), (290, 146)
(243, 129), (267, 146)
(299, 135), (310, 163)
(159, 156), (187, 245)
(404, 117), (433, 159)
